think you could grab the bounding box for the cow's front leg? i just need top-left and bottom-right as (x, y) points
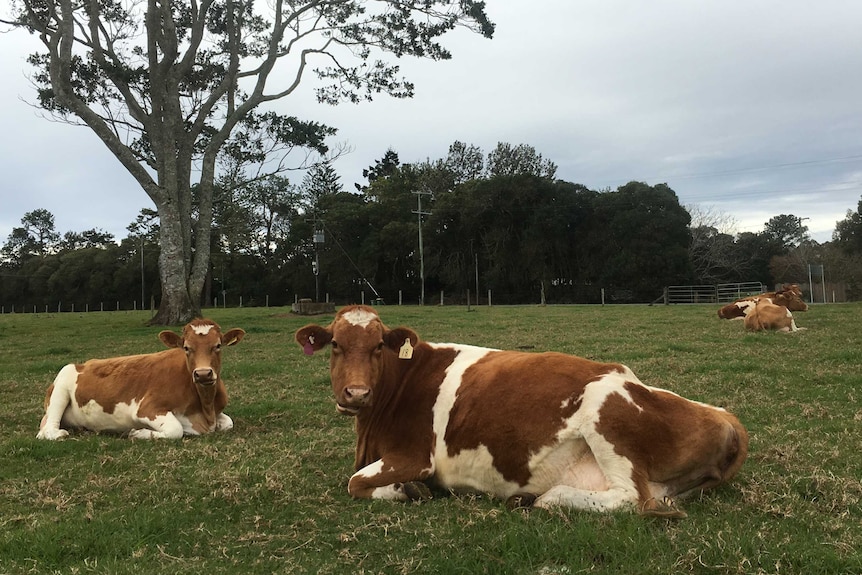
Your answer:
(128, 413), (185, 439)
(348, 458), (433, 501)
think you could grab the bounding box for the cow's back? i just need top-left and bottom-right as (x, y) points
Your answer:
(73, 349), (189, 410)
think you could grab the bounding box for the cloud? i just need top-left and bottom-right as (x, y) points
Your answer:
(2, 0), (861, 246)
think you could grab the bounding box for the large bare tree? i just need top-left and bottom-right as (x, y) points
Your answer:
(3, 0), (494, 324)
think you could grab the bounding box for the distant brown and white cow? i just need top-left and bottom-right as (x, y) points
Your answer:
(37, 319), (245, 440)
(741, 297), (804, 332)
(717, 284), (808, 319)
(296, 305), (748, 518)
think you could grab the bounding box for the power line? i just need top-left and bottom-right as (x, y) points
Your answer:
(586, 153), (862, 190)
(660, 153), (862, 182)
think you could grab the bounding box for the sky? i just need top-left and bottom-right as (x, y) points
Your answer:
(2, 1), (862, 245)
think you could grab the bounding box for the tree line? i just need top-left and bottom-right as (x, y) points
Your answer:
(5, 141), (862, 310)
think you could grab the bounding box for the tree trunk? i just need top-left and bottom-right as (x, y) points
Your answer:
(149, 206), (202, 325)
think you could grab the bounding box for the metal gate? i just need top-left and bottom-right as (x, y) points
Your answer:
(716, 282), (765, 303)
(664, 282), (765, 304)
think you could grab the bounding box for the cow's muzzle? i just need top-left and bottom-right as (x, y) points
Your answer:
(193, 368), (216, 385)
(336, 386), (371, 416)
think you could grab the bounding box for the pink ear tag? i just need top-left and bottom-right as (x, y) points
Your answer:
(303, 335), (315, 356)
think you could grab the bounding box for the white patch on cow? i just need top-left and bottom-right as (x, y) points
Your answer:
(369, 484), (409, 501)
(131, 412), (185, 439)
(341, 308), (379, 328)
(440, 443), (521, 496)
(355, 459), (386, 478)
(192, 324), (214, 335)
(215, 413), (233, 431)
(69, 398), (151, 434)
(528, 369), (644, 512)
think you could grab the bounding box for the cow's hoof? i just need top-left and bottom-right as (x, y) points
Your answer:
(402, 481), (432, 501)
(506, 493), (538, 511)
(36, 428), (69, 441)
(640, 496), (688, 519)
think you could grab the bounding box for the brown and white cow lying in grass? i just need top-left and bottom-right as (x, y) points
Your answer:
(739, 297), (805, 332)
(717, 284), (808, 319)
(296, 305), (748, 518)
(37, 319), (245, 440)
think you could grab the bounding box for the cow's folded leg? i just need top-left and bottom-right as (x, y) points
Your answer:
(348, 459), (432, 501)
(128, 413), (185, 439)
(533, 485), (639, 513)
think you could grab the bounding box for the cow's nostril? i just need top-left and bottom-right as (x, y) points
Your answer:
(344, 387), (370, 403)
(194, 368), (215, 382)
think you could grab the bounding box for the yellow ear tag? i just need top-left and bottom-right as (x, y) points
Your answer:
(398, 338), (414, 360)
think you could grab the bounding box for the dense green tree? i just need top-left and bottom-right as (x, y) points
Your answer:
(834, 198), (862, 254)
(485, 143), (557, 179)
(302, 163), (344, 212)
(733, 232), (779, 286)
(356, 149), (402, 192)
(587, 182), (691, 301)
(2, 209), (60, 264)
(762, 214), (811, 250)
(4, 0), (493, 324)
(445, 141), (484, 185)
(246, 175), (302, 265)
(59, 229), (116, 251)
(1, 227), (38, 266)
(361, 163), (422, 299)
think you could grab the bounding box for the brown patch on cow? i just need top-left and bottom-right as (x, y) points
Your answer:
(72, 350), (189, 414)
(444, 352), (621, 486)
(596, 382), (748, 502)
(353, 342), (458, 472)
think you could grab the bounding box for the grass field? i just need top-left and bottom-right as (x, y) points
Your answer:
(0, 303), (860, 574)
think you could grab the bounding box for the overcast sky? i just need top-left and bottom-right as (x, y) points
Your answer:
(2, 0), (861, 245)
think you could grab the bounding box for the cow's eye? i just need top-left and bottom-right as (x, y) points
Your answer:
(183, 345), (191, 353)
(376, 342), (384, 352)
(214, 344), (222, 353)
(331, 340), (339, 350)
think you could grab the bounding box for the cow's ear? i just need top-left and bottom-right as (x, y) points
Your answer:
(221, 328), (246, 347)
(383, 327), (419, 352)
(159, 330), (183, 349)
(295, 325), (332, 355)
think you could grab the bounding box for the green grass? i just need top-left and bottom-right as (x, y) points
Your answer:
(1, 304), (860, 574)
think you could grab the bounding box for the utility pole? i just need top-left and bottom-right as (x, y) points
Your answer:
(310, 216), (325, 303)
(139, 235), (145, 310)
(413, 188), (432, 305)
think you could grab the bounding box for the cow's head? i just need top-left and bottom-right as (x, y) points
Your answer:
(773, 284), (809, 312)
(295, 305), (418, 416)
(160, 319), (246, 385)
